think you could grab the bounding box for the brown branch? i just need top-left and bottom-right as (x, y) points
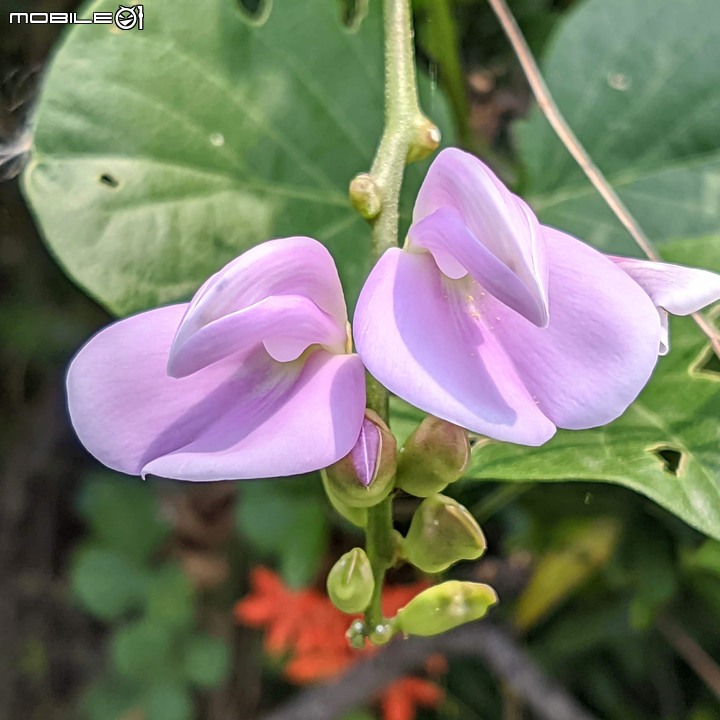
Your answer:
(257, 621), (599, 720)
(486, 0), (720, 357)
(657, 615), (720, 701)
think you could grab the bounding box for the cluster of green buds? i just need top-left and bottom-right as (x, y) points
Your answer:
(322, 412), (497, 643)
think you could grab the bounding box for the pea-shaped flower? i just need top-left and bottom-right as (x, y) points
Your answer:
(354, 148), (720, 446)
(67, 237), (366, 480)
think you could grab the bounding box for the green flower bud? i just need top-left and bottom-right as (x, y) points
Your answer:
(404, 494), (486, 573)
(327, 548), (375, 614)
(349, 173), (382, 220)
(397, 416), (470, 497)
(324, 410), (397, 508)
(322, 481), (368, 527)
(396, 580), (498, 636)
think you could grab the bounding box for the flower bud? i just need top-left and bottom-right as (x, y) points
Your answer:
(396, 416), (470, 497)
(407, 117), (441, 164)
(327, 548), (375, 614)
(404, 494), (486, 573)
(349, 173), (382, 220)
(322, 482), (367, 527)
(396, 580), (498, 636)
(324, 411), (397, 508)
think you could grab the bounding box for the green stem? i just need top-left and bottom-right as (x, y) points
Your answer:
(364, 495), (394, 632)
(357, 0), (435, 639)
(368, 0), (427, 263)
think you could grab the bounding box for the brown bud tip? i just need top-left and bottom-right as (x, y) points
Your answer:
(407, 118), (441, 164)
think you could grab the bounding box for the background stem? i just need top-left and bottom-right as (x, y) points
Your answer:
(486, 0), (720, 356)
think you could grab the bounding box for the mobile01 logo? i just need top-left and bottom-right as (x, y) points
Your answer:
(10, 5), (144, 30)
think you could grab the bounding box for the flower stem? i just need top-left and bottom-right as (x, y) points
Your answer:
(363, 494), (394, 634)
(357, 0), (437, 639)
(368, 0), (425, 260)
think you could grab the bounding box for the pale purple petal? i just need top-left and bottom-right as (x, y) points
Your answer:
(610, 256), (720, 315)
(413, 148), (548, 326)
(409, 207), (548, 326)
(491, 228), (661, 429)
(354, 248), (556, 446)
(173, 237), (348, 361)
(143, 351), (366, 481)
(68, 305), (366, 480)
(168, 294), (344, 378)
(68, 304), (236, 475)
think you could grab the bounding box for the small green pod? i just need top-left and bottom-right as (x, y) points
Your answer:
(404, 494), (486, 573)
(396, 417), (470, 498)
(326, 548), (375, 614)
(396, 580), (498, 636)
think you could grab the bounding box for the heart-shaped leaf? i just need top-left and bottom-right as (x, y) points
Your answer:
(518, 0), (720, 254)
(23, 0), (451, 315)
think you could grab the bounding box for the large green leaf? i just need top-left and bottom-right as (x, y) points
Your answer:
(23, 0), (450, 316)
(517, 0), (720, 254)
(466, 239), (720, 541)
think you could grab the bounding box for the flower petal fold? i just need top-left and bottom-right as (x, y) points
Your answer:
(413, 148), (549, 326)
(491, 228), (661, 429)
(409, 207), (548, 326)
(353, 248), (556, 446)
(168, 294), (343, 378)
(172, 237), (348, 369)
(68, 305), (365, 481)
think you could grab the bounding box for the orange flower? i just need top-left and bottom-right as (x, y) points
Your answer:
(234, 567), (445, 720)
(381, 677), (445, 720)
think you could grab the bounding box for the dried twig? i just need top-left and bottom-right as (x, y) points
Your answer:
(258, 621), (599, 720)
(486, 0), (720, 357)
(658, 614), (720, 702)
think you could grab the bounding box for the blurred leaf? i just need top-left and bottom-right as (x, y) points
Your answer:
(182, 634), (231, 688)
(237, 476), (329, 588)
(112, 620), (175, 682)
(414, 0), (470, 144)
(71, 546), (148, 620)
(684, 539), (720, 576)
(23, 0), (451, 316)
(620, 521), (677, 628)
(518, 0), (720, 254)
(143, 681), (193, 720)
(145, 565), (196, 632)
(531, 599), (630, 668)
(514, 517), (619, 631)
(339, 713), (376, 720)
(79, 474), (169, 563)
(80, 678), (139, 720)
(466, 238), (720, 542)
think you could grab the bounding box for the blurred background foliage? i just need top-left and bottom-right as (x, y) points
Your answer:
(2, 0), (720, 719)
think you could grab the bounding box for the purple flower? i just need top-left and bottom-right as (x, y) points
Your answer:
(354, 148), (720, 446)
(67, 237), (366, 481)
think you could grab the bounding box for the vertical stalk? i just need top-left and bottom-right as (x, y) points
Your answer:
(355, 0), (439, 638)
